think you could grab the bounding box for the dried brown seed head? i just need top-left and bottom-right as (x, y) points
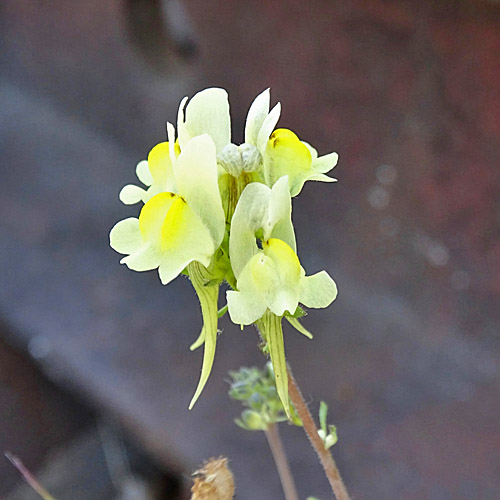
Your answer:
(191, 457), (235, 500)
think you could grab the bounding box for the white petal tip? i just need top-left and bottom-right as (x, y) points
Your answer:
(119, 184), (145, 205)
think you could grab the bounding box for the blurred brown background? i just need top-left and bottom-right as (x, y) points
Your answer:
(1, 1), (499, 499)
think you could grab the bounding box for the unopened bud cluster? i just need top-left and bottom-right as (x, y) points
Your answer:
(228, 363), (301, 431)
(218, 143), (262, 177)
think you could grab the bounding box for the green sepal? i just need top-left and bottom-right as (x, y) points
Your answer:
(204, 279), (220, 287)
(289, 409), (303, 427)
(190, 327), (205, 351)
(289, 305), (307, 319)
(259, 340), (269, 355)
(218, 304), (228, 318)
(235, 409), (268, 431)
(319, 400), (328, 432)
(285, 316), (313, 339)
(189, 304), (228, 351)
(216, 236), (237, 290)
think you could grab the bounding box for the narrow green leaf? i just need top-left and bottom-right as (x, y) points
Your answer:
(319, 401), (328, 432)
(218, 304), (228, 318)
(289, 408), (303, 427)
(234, 418), (247, 430)
(285, 316), (313, 339)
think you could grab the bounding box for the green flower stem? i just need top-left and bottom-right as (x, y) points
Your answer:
(264, 424), (299, 500)
(5, 452), (58, 500)
(286, 367), (351, 500)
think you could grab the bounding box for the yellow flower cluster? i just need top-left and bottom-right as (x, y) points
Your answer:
(110, 88), (338, 413)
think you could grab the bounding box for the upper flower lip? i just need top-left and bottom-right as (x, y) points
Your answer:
(175, 86), (282, 153)
(177, 88), (231, 153)
(244, 88), (282, 154)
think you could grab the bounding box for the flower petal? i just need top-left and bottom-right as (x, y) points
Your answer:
(136, 159), (153, 186)
(157, 197), (214, 285)
(264, 176), (295, 251)
(147, 142), (176, 192)
(227, 288), (267, 325)
(178, 88), (231, 152)
(228, 238), (301, 322)
(257, 102), (281, 154)
(109, 217), (142, 254)
(121, 243), (161, 271)
(174, 134), (225, 248)
(166, 121), (177, 166)
(229, 182), (269, 277)
(263, 238), (301, 316)
(299, 270), (338, 308)
(229, 178), (295, 278)
(245, 88), (270, 145)
(177, 96), (189, 147)
(301, 141), (318, 160)
(264, 128), (312, 194)
(139, 192), (178, 242)
(313, 151), (339, 174)
(119, 184), (146, 205)
(306, 173), (337, 183)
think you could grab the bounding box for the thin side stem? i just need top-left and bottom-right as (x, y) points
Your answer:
(5, 452), (58, 500)
(264, 423), (300, 500)
(286, 367), (351, 500)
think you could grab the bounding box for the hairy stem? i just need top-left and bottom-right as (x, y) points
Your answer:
(287, 367), (351, 500)
(264, 423), (299, 500)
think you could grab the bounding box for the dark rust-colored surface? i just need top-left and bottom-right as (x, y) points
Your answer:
(1, 1), (499, 499)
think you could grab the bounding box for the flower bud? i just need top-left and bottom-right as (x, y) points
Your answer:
(239, 143), (262, 172)
(218, 143), (244, 177)
(240, 409), (267, 430)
